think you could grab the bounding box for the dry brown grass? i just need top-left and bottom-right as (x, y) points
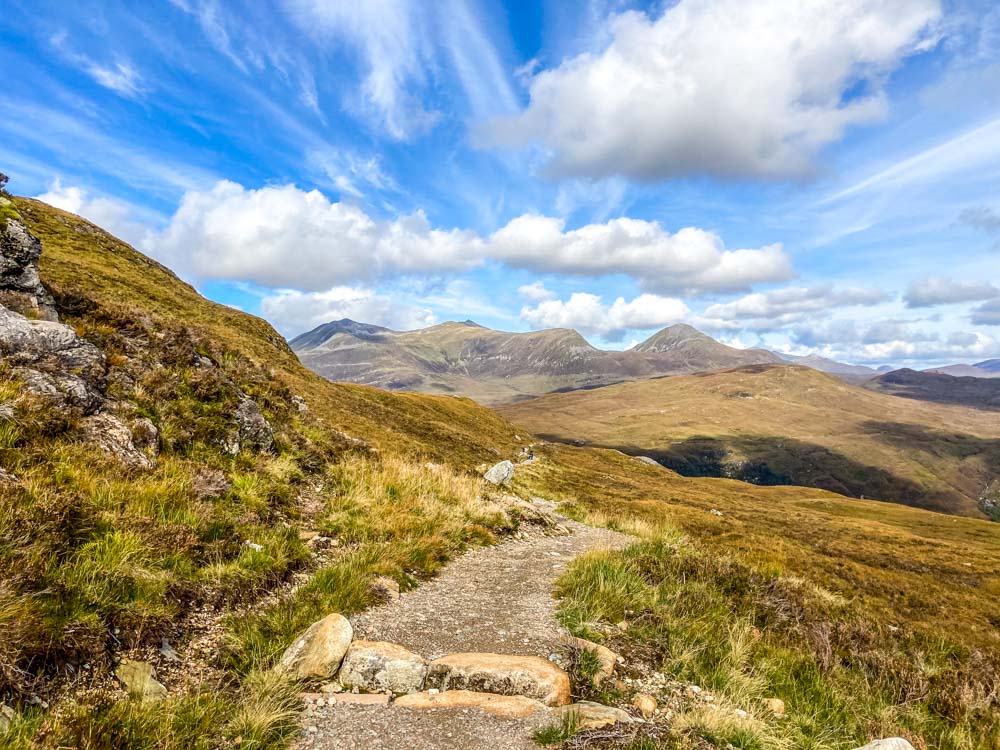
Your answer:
(501, 365), (1000, 518)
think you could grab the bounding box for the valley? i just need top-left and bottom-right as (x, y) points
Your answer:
(501, 364), (1000, 519)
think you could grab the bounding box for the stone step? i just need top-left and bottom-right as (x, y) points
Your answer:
(394, 690), (549, 718)
(424, 653), (572, 707)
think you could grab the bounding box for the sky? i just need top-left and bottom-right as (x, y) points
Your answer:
(3, 0), (1000, 367)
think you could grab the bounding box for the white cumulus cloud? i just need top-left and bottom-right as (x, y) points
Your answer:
(904, 276), (1000, 307)
(521, 292), (689, 340)
(143, 181), (787, 295)
(490, 215), (791, 294)
(702, 284), (890, 329)
(147, 181), (483, 291)
(484, 0), (941, 180)
(261, 286), (436, 336)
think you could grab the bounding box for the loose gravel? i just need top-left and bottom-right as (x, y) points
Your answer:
(297, 516), (632, 750)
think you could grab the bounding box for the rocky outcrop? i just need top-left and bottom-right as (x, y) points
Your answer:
(483, 460), (514, 486)
(230, 397), (274, 454)
(424, 653), (571, 707)
(278, 613), (353, 681)
(0, 307), (106, 413)
(0, 218), (58, 321)
(81, 414), (155, 470)
(394, 690), (548, 718)
(338, 641), (427, 695)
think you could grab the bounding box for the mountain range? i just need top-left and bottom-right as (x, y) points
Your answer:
(291, 319), (880, 404)
(5, 195), (999, 746)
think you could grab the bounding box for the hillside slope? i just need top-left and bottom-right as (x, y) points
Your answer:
(292, 318), (780, 404)
(502, 364), (1000, 519)
(930, 359), (1000, 378)
(2, 197), (998, 748)
(0, 197), (529, 747)
(867, 367), (1000, 411)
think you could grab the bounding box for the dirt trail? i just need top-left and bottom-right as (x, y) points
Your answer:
(297, 516), (632, 750)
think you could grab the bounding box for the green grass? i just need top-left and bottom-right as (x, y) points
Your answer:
(0, 198), (533, 748)
(542, 514), (998, 749)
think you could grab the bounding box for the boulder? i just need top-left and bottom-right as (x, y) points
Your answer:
(853, 741), (916, 750)
(425, 653), (571, 707)
(277, 613), (353, 681)
(632, 693), (657, 718)
(115, 659), (167, 702)
(483, 460), (514, 486)
(0, 218), (58, 321)
(561, 701), (636, 730)
(338, 641), (426, 695)
(564, 636), (618, 685)
(1, 306), (106, 413)
(81, 413), (155, 470)
(634, 456), (661, 467)
(395, 690), (549, 718)
(234, 397), (274, 453)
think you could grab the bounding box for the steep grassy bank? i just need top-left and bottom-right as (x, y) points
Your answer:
(0, 199), (527, 748)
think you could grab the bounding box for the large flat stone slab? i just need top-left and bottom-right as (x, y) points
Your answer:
(394, 690), (549, 718)
(425, 653), (571, 707)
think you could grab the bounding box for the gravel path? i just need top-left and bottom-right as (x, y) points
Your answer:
(297, 516), (632, 750)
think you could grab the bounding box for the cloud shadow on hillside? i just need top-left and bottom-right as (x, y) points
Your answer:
(535, 432), (972, 516)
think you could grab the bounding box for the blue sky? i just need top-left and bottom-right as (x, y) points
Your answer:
(3, 0), (1000, 366)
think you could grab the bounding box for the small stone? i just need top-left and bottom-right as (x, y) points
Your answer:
(561, 701), (636, 730)
(764, 697), (786, 717)
(852, 741), (916, 750)
(159, 638), (181, 663)
(370, 576), (401, 601)
(115, 660), (167, 702)
(0, 704), (15, 732)
(615, 620), (629, 632)
(632, 693), (657, 719)
(734, 708), (748, 719)
(563, 636), (618, 685)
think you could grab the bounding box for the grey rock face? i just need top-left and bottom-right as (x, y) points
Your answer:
(0, 219), (58, 321)
(234, 397), (274, 453)
(484, 460), (515, 485)
(1, 305), (106, 413)
(81, 413), (155, 470)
